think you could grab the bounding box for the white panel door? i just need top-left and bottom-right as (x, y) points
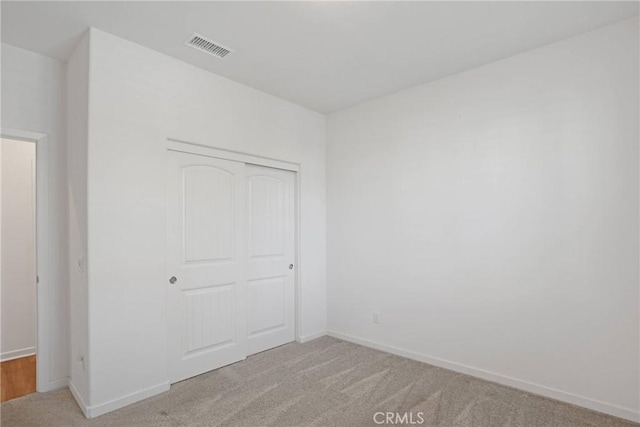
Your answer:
(167, 150), (247, 383)
(246, 164), (295, 355)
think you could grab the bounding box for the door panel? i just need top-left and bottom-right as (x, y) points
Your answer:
(249, 177), (286, 257)
(183, 285), (234, 354)
(167, 151), (246, 384)
(183, 166), (233, 262)
(248, 277), (286, 334)
(246, 165), (295, 355)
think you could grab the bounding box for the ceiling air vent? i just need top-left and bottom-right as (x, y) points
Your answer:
(186, 33), (233, 59)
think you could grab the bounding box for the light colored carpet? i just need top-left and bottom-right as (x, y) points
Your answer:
(1, 336), (637, 427)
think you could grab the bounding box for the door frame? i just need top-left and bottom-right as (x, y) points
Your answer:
(1, 127), (51, 392)
(166, 138), (303, 343)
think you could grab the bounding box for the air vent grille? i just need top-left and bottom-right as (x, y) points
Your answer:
(186, 33), (233, 59)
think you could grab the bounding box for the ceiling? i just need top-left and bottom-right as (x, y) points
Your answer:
(2, 1), (638, 113)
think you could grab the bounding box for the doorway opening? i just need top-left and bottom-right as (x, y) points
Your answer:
(1, 138), (37, 401)
(1, 128), (50, 400)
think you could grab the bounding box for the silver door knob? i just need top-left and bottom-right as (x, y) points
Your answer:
(169, 276), (177, 284)
(289, 264), (294, 270)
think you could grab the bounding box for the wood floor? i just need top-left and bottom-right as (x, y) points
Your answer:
(1, 355), (36, 402)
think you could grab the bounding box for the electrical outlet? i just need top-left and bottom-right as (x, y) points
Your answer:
(373, 311), (380, 324)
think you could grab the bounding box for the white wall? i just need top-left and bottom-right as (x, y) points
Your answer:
(1, 138), (37, 361)
(82, 28), (326, 414)
(327, 18), (639, 421)
(1, 44), (69, 388)
(66, 31), (90, 409)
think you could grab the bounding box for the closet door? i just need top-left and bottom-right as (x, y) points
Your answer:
(246, 164), (295, 355)
(167, 150), (247, 383)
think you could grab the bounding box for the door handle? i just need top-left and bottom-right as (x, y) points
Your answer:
(169, 276), (177, 284)
(289, 264), (294, 270)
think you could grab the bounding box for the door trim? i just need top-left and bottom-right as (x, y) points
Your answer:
(1, 127), (51, 392)
(166, 138), (303, 344)
(167, 139), (299, 172)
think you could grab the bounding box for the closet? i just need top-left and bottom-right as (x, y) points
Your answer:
(166, 148), (295, 383)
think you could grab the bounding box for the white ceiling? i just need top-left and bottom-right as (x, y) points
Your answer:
(2, 1), (638, 113)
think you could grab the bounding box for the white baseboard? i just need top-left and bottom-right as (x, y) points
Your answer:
(1, 347), (36, 362)
(327, 331), (640, 423)
(84, 382), (170, 418)
(298, 331), (326, 343)
(68, 380), (90, 418)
